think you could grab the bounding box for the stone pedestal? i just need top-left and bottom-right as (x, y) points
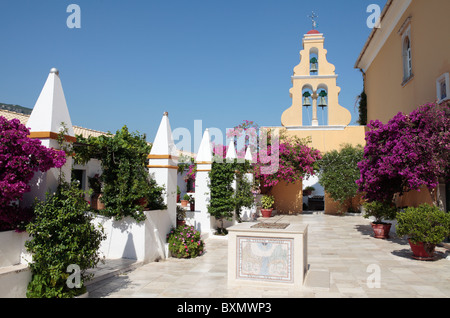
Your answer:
(227, 222), (308, 289)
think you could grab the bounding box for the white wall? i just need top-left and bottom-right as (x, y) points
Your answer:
(92, 210), (173, 263)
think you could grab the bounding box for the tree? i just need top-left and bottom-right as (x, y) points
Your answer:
(357, 102), (450, 206)
(318, 144), (364, 212)
(0, 117), (66, 231)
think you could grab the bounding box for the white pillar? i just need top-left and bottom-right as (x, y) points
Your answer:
(242, 147), (256, 221)
(311, 91), (319, 126)
(194, 129), (213, 235)
(148, 112), (178, 228)
(23, 68), (75, 207)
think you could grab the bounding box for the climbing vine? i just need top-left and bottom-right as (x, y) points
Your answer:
(74, 126), (166, 222)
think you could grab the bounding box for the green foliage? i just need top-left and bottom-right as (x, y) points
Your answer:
(183, 194), (190, 201)
(74, 126), (166, 222)
(208, 158), (254, 231)
(208, 158), (236, 232)
(167, 225), (204, 258)
(25, 182), (106, 298)
(396, 204), (450, 245)
(261, 195), (275, 210)
(363, 200), (397, 224)
(357, 90), (367, 126)
(318, 144), (364, 212)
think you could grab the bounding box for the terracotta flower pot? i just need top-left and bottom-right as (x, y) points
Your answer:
(408, 239), (436, 260)
(91, 193), (105, 211)
(261, 208), (273, 218)
(371, 222), (391, 239)
(138, 197), (148, 208)
(181, 200), (189, 207)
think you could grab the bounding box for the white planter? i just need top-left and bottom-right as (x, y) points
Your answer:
(92, 210), (173, 263)
(0, 230), (30, 268)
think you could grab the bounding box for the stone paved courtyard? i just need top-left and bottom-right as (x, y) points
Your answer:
(87, 213), (450, 298)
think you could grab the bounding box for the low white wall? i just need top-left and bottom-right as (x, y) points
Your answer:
(0, 231), (30, 268)
(92, 210), (173, 263)
(0, 231), (32, 298)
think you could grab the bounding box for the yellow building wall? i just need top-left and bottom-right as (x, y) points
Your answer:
(365, 0), (450, 124)
(283, 126), (367, 154)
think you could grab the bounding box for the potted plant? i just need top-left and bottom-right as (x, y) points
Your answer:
(363, 201), (397, 239)
(188, 195), (195, 211)
(176, 205), (186, 227)
(88, 174), (105, 211)
(396, 204), (450, 260)
(303, 186), (315, 196)
(260, 195), (275, 218)
(181, 194), (190, 207)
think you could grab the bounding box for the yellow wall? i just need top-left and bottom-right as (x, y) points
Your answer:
(365, 0), (450, 123)
(283, 126), (367, 153)
(269, 180), (303, 214)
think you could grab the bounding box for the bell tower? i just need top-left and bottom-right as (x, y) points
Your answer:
(281, 27), (351, 127)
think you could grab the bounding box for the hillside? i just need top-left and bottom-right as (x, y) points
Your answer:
(0, 103), (32, 115)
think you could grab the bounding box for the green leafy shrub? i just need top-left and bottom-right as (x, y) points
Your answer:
(396, 204), (450, 245)
(25, 182), (106, 298)
(167, 225), (204, 258)
(363, 200), (397, 224)
(261, 195), (275, 209)
(318, 144), (364, 213)
(208, 159), (236, 233)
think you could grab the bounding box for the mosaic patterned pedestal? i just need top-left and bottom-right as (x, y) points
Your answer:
(227, 222), (308, 289)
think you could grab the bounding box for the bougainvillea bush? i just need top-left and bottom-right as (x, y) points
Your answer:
(167, 225), (204, 258)
(0, 117), (66, 231)
(254, 131), (321, 189)
(357, 102), (450, 204)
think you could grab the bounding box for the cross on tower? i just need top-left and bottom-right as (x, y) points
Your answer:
(308, 11), (318, 30)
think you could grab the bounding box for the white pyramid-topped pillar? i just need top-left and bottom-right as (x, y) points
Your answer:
(242, 147), (256, 220)
(23, 68), (75, 206)
(148, 112), (178, 228)
(192, 129), (213, 234)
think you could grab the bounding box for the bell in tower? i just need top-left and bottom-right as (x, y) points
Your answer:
(303, 91), (312, 107)
(310, 57), (318, 74)
(318, 90), (328, 108)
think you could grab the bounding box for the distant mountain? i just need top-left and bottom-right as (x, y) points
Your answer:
(0, 103), (32, 115)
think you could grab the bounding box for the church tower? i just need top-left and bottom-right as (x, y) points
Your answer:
(281, 28), (351, 127)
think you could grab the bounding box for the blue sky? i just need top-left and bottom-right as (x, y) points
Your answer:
(0, 0), (386, 151)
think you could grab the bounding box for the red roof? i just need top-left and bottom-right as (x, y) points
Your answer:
(307, 29), (320, 34)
